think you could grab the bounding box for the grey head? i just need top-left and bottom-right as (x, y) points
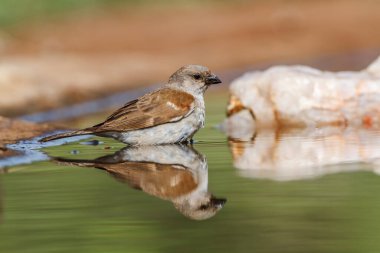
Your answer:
(168, 65), (222, 93)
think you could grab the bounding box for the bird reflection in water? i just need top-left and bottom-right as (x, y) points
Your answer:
(54, 144), (226, 220)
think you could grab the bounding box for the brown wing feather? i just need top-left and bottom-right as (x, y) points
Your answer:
(105, 162), (198, 199)
(54, 158), (197, 199)
(103, 99), (139, 122)
(89, 88), (195, 132)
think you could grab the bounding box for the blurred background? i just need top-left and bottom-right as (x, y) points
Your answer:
(2, 2), (380, 253)
(0, 0), (379, 117)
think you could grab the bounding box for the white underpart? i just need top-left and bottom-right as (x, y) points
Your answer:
(120, 145), (205, 172)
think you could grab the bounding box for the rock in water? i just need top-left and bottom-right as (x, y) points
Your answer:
(227, 56), (380, 133)
(228, 127), (380, 181)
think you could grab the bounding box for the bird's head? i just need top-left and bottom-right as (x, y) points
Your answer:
(173, 193), (227, 221)
(168, 65), (222, 94)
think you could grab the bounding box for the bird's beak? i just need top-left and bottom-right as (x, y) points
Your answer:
(205, 74), (222, 85)
(210, 196), (227, 208)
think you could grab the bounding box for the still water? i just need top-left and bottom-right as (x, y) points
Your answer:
(2, 93), (380, 253)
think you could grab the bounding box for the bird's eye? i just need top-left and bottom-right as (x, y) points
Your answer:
(193, 74), (202, 80)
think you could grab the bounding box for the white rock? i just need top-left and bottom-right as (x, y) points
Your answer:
(227, 56), (380, 129)
(367, 56), (380, 74)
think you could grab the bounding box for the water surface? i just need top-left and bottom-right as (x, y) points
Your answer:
(2, 92), (380, 253)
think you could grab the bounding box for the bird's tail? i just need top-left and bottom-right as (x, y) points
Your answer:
(39, 129), (94, 142)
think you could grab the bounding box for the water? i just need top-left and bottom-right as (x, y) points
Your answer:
(2, 92), (380, 253)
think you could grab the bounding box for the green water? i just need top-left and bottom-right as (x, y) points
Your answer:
(2, 93), (380, 253)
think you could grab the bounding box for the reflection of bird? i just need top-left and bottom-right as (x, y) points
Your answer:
(41, 65), (221, 145)
(54, 144), (226, 220)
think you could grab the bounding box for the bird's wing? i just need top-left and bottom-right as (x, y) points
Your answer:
(53, 156), (197, 199)
(105, 162), (197, 199)
(89, 88), (195, 132)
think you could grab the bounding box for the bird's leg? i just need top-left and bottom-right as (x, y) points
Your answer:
(187, 133), (195, 144)
(180, 136), (194, 145)
(180, 139), (192, 144)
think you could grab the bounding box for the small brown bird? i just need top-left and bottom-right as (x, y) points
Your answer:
(41, 65), (221, 145)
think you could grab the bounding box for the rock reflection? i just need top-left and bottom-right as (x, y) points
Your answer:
(228, 127), (380, 181)
(54, 144), (226, 220)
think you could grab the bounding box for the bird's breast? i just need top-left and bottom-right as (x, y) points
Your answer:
(193, 106), (205, 128)
(193, 96), (206, 128)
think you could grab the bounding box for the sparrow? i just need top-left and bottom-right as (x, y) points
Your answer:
(54, 144), (226, 220)
(40, 65), (221, 145)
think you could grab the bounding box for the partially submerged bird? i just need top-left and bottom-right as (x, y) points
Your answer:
(41, 65), (221, 145)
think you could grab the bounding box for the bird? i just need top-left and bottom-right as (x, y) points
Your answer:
(54, 144), (227, 220)
(40, 65), (221, 145)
